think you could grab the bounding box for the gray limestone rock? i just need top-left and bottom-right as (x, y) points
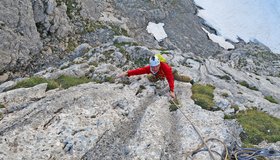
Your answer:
(0, 83), (47, 112)
(0, 73), (9, 83)
(0, 1), (280, 160)
(0, 81), (16, 93)
(37, 63), (90, 79)
(0, 0), (42, 73)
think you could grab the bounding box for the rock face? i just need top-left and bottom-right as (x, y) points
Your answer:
(0, 37), (280, 159)
(0, 0), (42, 73)
(32, 0), (72, 39)
(108, 0), (222, 55)
(0, 0), (280, 160)
(1, 0), (276, 76)
(0, 0), (74, 75)
(0, 82), (236, 160)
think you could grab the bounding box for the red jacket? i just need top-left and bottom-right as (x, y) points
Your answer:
(127, 62), (174, 92)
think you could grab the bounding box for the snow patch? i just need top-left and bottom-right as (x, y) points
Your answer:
(194, 0), (280, 54)
(146, 22), (167, 42)
(202, 28), (234, 50)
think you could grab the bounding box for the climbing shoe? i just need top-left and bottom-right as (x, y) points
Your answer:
(190, 79), (195, 85)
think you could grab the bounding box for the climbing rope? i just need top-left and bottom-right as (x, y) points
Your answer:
(169, 98), (280, 160)
(170, 99), (217, 160)
(190, 138), (229, 159)
(229, 142), (280, 160)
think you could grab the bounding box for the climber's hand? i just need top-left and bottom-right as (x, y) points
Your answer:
(116, 72), (128, 78)
(170, 91), (176, 99)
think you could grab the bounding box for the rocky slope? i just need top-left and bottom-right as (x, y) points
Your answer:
(0, 0), (280, 160)
(1, 0), (223, 78)
(0, 36), (280, 159)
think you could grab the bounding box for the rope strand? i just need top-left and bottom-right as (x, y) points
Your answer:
(170, 99), (217, 160)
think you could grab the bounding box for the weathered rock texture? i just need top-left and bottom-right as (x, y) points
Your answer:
(0, 0), (280, 160)
(90, 0), (222, 54)
(0, 37), (279, 159)
(0, 0), (42, 73)
(0, 0), (224, 76)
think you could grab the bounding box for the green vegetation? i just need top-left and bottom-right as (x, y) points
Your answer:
(83, 20), (128, 36)
(237, 109), (280, 146)
(119, 47), (129, 56)
(238, 81), (258, 91)
(238, 81), (250, 88)
(102, 50), (115, 59)
(191, 84), (216, 111)
(12, 77), (59, 91)
(223, 105), (239, 119)
(88, 61), (98, 67)
(84, 21), (106, 33)
(109, 24), (129, 36)
(66, 38), (78, 53)
(57, 1), (128, 35)
(0, 104), (5, 108)
(249, 51), (279, 60)
(237, 57), (247, 68)
(169, 98), (180, 112)
(11, 75), (93, 91)
(264, 96), (278, 104)
(103, 76), (115, 83)
(134, 58), (149, 68)
(224, 114), (236, 120)
(221, 93), (229, 97)
(56, 0), (81, 19)
(231, 105), (239, 113)
(156, 49), (170, 55)
(0, 104), (4, 120)
(173, 70), (192, 82)
(174, 75), (192, 82)
(114, 42), (139, 49)
(55, 75), (92, 89)
(92, 75), (116, 84)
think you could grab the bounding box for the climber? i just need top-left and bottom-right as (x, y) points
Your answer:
(116, 54), (194, 99)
